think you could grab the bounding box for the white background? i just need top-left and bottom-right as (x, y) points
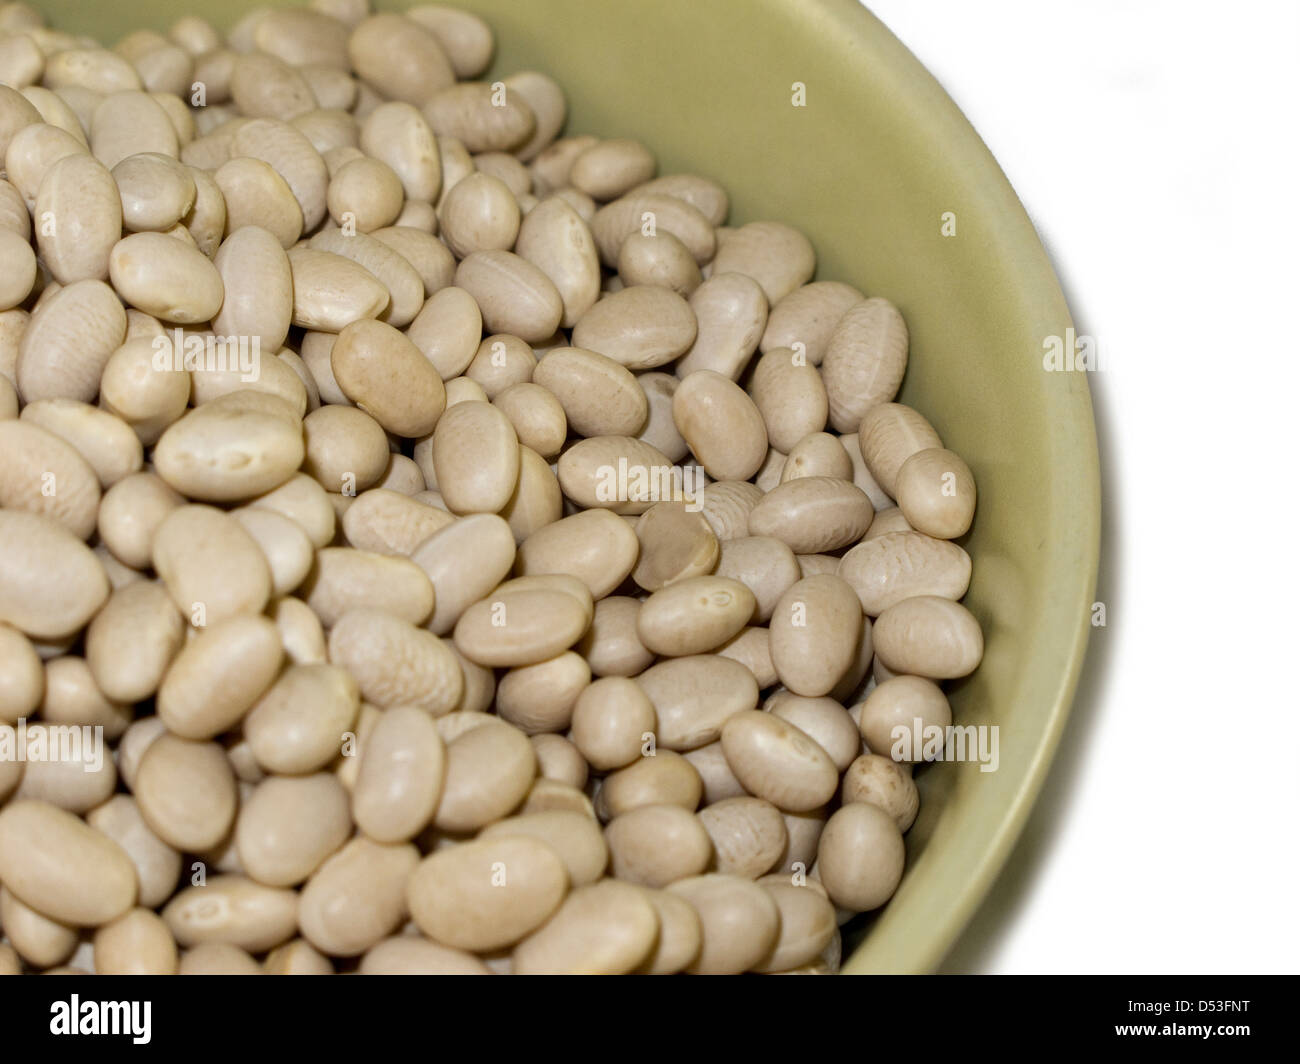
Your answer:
(865, 0), (1300, 973)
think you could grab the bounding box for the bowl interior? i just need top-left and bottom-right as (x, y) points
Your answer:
(29, 0), (1101, 972)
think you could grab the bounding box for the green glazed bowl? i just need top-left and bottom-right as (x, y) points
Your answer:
(35, 0), (1101, 973)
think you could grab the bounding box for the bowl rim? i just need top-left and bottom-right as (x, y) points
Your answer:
(822, 0), (1102, 972)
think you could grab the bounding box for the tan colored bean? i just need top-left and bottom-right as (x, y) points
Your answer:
(512, 196), (600, 328)
(597, 750), (702, 820)
(359, 101), (440, 202)
(235, 773), (351, 887)
(640, 651), (764, 752)
(262, 937), (335, 975)
(720, 710), (838, 813)
(134, 734), (237, 852)
(359, 935), (490, 975)
(150, 504), (271, 624)
(231, 508), (313, 597)
(433, 717), (537, 832)
(453, 585), (591, 668)
(0, 799), (135, 927)
(230, 51), (315, 121)
(590, 191), (715, 266)
(405, 288), (480, 382)
(347, 13), (454, 106)
(838, 530), (971, 617)
(6, 122), (86, 213)
(107, 231), (222, 323)
(340, 487), (454, 555)
(556, 435), (676, 514)
(0, 622), (43, 723)
(496, 651), (590, 734)
(822, 297), (908, 432)
(426, 399), (519, 514)
(269, 595), (328, 666)
(93, 907), (178, 975)
(872, 595), (983, 678)
(564, 677), (650, 772)
(155, 614), (280, 740)
(617, 230), (701, 296)
(371, 225), (457, 295)
(162, 874), (297, 953)
(214, 156), (302, 247)
(604, 800), (720, 891)
(712, 536), (799, 624)
(636, 577), (755, 657)
(249, 472), (336, 548)
(407, 513), (513, 635)
(0, 886), (78, 967)
(513, 879), (657, 975)
(697, 796), (787, 879)
(211, 224), (292, 354)
(516, 507), (638, 598)
(672, 369), (767, 480)
(423, 81), (535, 154)
(0, 229), (35, 311)
(857, 401), (943, 498)
(16, 278), (126, 403)
(573, 285), (697, 371)
(325, 156), (403, 234)
(454, 249), (562, 344)
(330, 318), (447, 438)
(895, 446), (977, 539)
(856, 675), (952, 761)
(439, 171), (519, 256)
(533, 346), (647, 438)
(407, 834), (565, 951)
(769, 574), (862, 697)
(754, 878), (837, 972)
(571, 139), (655, 201)
(18, 398), (141, 489)
(747, 476), (873, 554)
(177, 942), (261, 975)
(667, 873), (780, 974)
(633, 885), (702, 974)
(328, 607), (463, 716)
(760, 280), (863, 363)
(86, 796), (181, 910)
(243, 663), (360, 774)
(83, 579), (181, 705)
(711, 221), (814, 304)
(576, 596), (655, 678)
(153, 399), (303, 505)
(350, 705), (446, 843)
(480, 809), (607, 887)
(38, 654), (130, 739)
(229, 117), (328, 231)
(842, 753), (919, 831)
(816, 801), (905, 911)
(492, 381), (567, 458)
(0, 511), (108, 639)
(464, 333), (534, 399)
(0, 419), (101, 539)
(697, 479), (762, 543)
(782, 431), (853, 483)
(530, 733), (587, 789)
(634, 173), (728, 227)
(714, 625), (775, 688)
(297, 835), (418, 957)
(288, 247), (390, 333)
(634, 371), (688, 462)
(529, 134), (596, 194)
(11, 717), (115, 811)
(767, 692), (861, 772)
(111, 151), (194, 234)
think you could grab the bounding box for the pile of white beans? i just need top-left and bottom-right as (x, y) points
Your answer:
(0, 0), (983, 975)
